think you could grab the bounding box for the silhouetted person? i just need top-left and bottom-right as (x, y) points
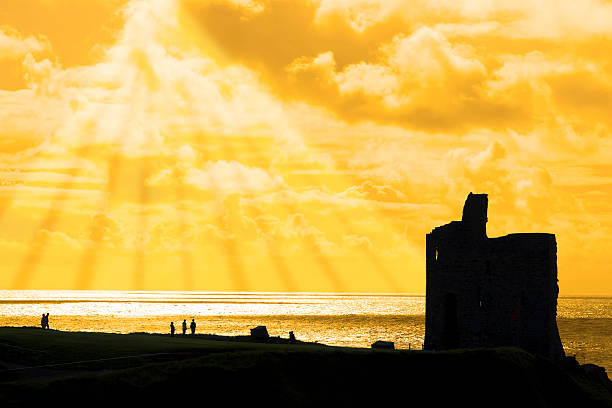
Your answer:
(44, 313), (49, 329)
(289, 331), (296, 344)
(40, 314), (46, 329)
(190, 319), (196, 335)
(170, 322), (175, 337)
(182, 320), (187, 336)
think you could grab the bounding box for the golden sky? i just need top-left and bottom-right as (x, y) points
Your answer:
(1, 0), (611, 294)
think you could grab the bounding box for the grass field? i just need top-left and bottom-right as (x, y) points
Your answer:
(1, 327), (611, 407)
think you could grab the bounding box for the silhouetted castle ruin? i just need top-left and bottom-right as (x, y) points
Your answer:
(425, 193), (565, 360)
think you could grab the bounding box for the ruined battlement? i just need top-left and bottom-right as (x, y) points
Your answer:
(424, 193), (565, 360)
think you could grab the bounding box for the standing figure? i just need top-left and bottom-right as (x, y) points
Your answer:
(182, 320), (187, 336)
(190, 319), (196, 335)
(40, 314), (46, 329)
(170, 322), (175, 337)
(289, 331), (296, 343)
(44, 313), (50, 329)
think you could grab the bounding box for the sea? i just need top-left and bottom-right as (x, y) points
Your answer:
(0, 291), (610, 375)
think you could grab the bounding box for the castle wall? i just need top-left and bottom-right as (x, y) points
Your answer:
(424, 194), (564, 360)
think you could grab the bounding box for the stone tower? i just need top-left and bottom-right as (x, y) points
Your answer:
(424, 193), (565, 360)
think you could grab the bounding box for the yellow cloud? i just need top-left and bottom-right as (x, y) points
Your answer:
(0, 0), (611, 294)
(313, 0), (403, 32)
(35, 228), (82, 249)
(149, 160), (285, 194)
(0, 27), (50, 60)
(313, 0), (612, 38)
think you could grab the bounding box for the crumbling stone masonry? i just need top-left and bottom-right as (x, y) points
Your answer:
(424, 193), (565, 360)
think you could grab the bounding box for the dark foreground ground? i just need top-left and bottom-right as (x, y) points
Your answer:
(0, 327), (611, 407)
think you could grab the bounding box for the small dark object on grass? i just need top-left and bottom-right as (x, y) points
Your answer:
(289, 331), (296, 343)
(371, 341), (394, 350)
(250, 326), (269, 340)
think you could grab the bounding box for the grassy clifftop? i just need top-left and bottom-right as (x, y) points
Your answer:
(0, 327), (610, 407)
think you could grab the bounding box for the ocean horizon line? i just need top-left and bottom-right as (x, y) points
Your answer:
(1, 290), (611, 299)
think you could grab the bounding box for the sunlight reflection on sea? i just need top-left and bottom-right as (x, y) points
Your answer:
(0, 291), (610, 374)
